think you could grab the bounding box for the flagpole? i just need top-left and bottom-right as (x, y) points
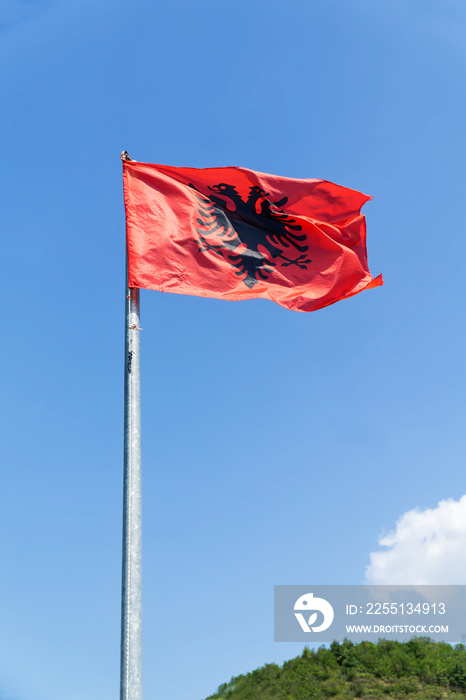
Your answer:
(120, 258), (142, 700)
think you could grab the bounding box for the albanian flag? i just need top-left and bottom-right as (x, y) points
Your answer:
(123, 160), (382, 313)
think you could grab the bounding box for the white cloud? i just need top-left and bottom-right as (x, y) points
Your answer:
(366, 495), (466, 585)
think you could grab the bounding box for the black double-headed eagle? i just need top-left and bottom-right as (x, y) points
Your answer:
(190, 182), (312, 288)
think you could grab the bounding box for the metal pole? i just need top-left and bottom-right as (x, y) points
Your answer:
(120, 269), (142, 700)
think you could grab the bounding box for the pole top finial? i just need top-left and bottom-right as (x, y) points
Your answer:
(121, 151), (132, 161)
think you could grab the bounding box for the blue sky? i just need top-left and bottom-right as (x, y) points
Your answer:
(2, 1), (466, 699)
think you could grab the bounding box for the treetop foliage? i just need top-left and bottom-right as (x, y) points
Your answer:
(204, 638), (466, 699)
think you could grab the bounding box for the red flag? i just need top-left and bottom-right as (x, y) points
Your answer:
(123, 161), (382, 313)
